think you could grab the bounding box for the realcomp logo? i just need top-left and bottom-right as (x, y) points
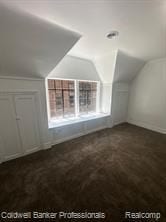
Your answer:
(125, 211), (161, 221)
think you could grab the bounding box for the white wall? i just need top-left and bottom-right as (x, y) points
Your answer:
(0, 77), (50, 147)
(111, 82), (129, 126)
(100, 83), (112, 114)
(94, 52), (117, 115)
(50, 117), (108, 145)
(128, 58), (166, 133)
(109, 50), (145, 127)
(0, 77), (109, 163)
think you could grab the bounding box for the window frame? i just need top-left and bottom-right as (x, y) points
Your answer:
(46, 78), (100, 123)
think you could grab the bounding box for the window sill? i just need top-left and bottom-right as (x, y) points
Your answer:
(48, 113), (110, 129)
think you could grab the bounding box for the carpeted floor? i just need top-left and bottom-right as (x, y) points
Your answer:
(0, 123), (166, 221)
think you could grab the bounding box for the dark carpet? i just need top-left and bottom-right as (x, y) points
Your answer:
(0, 123), (166, 222)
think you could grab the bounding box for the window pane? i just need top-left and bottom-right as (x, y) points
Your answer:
(63, 90), (75, 117)
(79, 81), (97, 115)
(48, 80), (55, 89)
(48, 79), (75, 119)
(62, 80), (68, 89)
(49, 90), (56, 118)
(55, 80), (62, 89)
(68, 81), (74, 89)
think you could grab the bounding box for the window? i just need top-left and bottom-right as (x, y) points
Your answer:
(47, 79), (99, 121)
(79, 81), (97, 115)
(48, 79), (75, 118)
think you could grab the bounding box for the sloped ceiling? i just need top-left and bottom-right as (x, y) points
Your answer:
(0, 1), (165, 83)
(0, 4), (81, 78)
(3, 0), (166, 61)
(113, 50), (145, 83)
(94, 51), (117, 83)
(49, 55), (101, 81)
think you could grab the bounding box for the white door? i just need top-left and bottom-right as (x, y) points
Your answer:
(0, 95), (22, 161)
(14, 94), (40, 154)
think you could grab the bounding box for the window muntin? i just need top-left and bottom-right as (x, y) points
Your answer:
(47, 79), (98, 120)
(48, 79), (75, 118)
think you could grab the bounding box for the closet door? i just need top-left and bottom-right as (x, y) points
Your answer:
(14, 94), (40, 154)
(0, 95), (22, 160)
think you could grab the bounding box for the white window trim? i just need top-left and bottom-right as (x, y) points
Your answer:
(46, 78), (107, 128)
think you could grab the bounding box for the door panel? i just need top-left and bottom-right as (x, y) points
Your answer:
(0, 95), (22, 160)
(14, 94), (40, 154)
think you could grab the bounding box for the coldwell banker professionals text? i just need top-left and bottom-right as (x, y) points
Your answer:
(0, 211), (105, 220)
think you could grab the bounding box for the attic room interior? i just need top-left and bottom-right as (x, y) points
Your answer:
(0, 0), (165, 221)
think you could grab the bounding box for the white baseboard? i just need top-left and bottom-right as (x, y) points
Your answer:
(0, 126), (108, 164)
(52, 132), (84, 145)
(0, 146), (43, 164)
(43, 142), (52, 149)
(85, 126), (106, 135)
(3, 152), (24, 163)
(52, 126), (107, 146)
(107, 118), (113, 128)
(127, 118), (166, 134)
(113, 120), (126, 127)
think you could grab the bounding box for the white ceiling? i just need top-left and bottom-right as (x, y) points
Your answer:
(0, 3), (80, 78)
(2, 0), (166, 61)
(49, 55), (101, 81)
